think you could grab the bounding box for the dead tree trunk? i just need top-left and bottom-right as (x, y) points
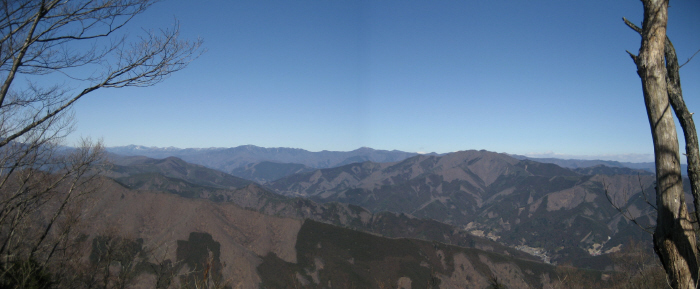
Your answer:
(663, 39), (700, 228)
(623, 17), (700, 239)
(628, 0), (699, 288)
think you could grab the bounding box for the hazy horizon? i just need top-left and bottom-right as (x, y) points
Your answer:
(66, 0), (699, 162)
(105, 143), (657, 163)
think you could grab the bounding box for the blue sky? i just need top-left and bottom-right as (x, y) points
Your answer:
(66, 0), (700, 162)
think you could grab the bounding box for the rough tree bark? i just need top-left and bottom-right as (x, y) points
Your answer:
(624, 17), (700, 241)
(663, 39), (700, 229)
(627, 0), (699, 288)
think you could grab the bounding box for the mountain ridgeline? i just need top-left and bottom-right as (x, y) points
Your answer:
(97, 145), (671, 287)
(107, 145), (423, 173)
(105, 154), (536, 261)
(81, 178), (571, 289)
(266, 150), (658, 268)
(105, 148), (662, 270)
(107, 145), (663, 183)
(88, 153), (611, 288)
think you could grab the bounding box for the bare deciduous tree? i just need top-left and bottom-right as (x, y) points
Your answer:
(0, 0), (202, 287)
(625, 0), (699, 288)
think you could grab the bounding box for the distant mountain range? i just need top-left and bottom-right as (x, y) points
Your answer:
(106, 155), (540, 257)
(81, 178), (568, 288)
(108, 155), (254, 189)
(511, 155), (688, 175)
(265, 150), (660, 268)
(230, 161), (315, 184)
(105, 148), (666, 270)
(86, 145), (673, 286)
(106, 145), (671, 184)
(107, 144), (423, 172)
(88, 155), (579, 288)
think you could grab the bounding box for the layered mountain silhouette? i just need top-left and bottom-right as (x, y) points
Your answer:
(81, 159), (587, 288)
(267, 150), (658, 268)
(105, 155), (537, 260)
(512, 155), (689, 175)
(105, 145), (676, 190)
(107, 145), (423, 173)
(108, 155), (254, 188)
(104, 147), (665, 271)
(572, 165), (654, 176)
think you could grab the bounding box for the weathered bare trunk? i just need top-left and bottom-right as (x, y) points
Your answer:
(624, 13), (700, 247)
(631, 0), (698, 288)
(663, 39), (700, 228)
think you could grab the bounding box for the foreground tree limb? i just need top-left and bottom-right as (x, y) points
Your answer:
(0, 1), (203, 287)
(0, 0), (203, 150)
(624, 17), (700, 235)
(662, 39), (700, 229)
(627, 0), (698, 288)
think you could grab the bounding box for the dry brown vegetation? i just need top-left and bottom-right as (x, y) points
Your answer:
(542, 240), (668, 289)
(0, 0), (200, 287)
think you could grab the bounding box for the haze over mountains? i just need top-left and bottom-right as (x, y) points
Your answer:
(93, 151), (594, 288)
(106, 145), (661, 180)
(107, 144), (422, 171)
(265, 150), (658, 268)
(105, 154), (537, 258)
(85, 143), (679, 287)
(512, 155), (675, 175)
(104, 145), (666, 271)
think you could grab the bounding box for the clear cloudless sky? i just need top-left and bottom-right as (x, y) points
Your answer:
(66, 0), (700, 162)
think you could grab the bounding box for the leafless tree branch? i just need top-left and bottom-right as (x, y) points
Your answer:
(679, 49), (700, 68)
(0, 0), (202, 286)
(604, 177), (656, 235)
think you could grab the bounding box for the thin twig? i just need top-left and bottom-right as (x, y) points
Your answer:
(680, 48), (700, 68)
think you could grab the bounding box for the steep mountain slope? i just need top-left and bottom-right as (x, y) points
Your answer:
(78, 178), (573, 288)
(107, 155), (253, 189)
(107, 153), (659, 269)
(106, 155), (539, 263)
(268, 150), (658, 268)
(269, 151), (561, 225)
(259, 220), (567, 289)
(230, 161), (315, 183)
(81, 179), (301, 289)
